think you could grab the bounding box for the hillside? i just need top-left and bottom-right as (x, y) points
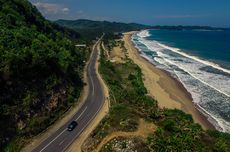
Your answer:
(55, 19), (152, 40)
(55, 20), (230, 39)
(0, 0), (88, 151)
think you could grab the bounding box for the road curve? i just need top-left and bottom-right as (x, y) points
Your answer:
(32, 37), (104, 152)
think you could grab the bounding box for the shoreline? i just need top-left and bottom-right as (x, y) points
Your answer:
(123, 31), (215, 130)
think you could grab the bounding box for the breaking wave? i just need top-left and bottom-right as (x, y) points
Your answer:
(132, 30), (230, 132)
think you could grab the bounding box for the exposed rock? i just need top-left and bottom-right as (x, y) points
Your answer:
(17, 119), (26, 130)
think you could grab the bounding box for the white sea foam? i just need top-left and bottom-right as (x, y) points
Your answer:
(141, 51), (230, 132)
(137, 30), (150, 38)
(157, 43), (230, 74)
(196, 103), (230, 132)
(137, 36), (230, 96)
(162, 57), (230, 97)
(132, 30), (230, 132)
(173, 68), (230, 132)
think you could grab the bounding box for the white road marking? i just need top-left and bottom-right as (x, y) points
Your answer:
(39, 106), (87, 151)
(62, 96), (104, 152)
(37, 36), (104, 152)
(75, 106), (88, 121)
(89, 37), (102, 97)
(90, 74), (95, 96)
(59, 138), (66, 146)
(62, 37), (105, 152)
(39, 129), (66, 152)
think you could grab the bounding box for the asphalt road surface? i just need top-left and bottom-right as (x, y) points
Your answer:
(32, 37), (104, 152)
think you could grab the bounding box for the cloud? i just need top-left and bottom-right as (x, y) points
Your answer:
(62, 8), (70, 14)
(32, 2), (111, 21)
(33, 2), (70, 15)
(153, 15), (203, 19)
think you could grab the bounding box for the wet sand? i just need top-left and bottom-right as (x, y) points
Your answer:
(124, 31), (215, 130)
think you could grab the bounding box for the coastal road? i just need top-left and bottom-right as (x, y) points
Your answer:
(32, 37), (105, 152)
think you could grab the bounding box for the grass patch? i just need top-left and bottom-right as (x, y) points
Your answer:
(84, 38), (230, 152)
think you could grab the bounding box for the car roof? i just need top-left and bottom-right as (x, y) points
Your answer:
(70, 121), (77, 124)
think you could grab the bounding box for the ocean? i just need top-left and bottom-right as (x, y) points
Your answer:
(132, 29), (230, 132)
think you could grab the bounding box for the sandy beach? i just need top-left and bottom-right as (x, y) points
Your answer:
(123, 31), (215, 130)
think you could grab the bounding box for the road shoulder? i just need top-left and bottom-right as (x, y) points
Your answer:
(22, 51), (90, 152)
(66, 42), (110, 152)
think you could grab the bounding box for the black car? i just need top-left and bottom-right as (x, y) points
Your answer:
(67, 121), (78, 131)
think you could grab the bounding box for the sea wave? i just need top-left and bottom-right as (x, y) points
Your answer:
(136, 34), (230, 95)
(137, 30), (151, 38)
(132, 30), (230, 132)
(157, 43), (230, 74)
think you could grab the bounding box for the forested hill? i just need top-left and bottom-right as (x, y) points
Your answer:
(55, 19), (151, 32)
(0, 0), (80, 38)
(55, 19), (230, 41)
(0, 0), (87, 151)
(55, 19), (152, 40)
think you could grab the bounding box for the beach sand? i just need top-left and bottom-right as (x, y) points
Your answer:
(123, 31), (215, 130)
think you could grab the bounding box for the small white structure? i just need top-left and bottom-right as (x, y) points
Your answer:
(75, 44), (86, 47)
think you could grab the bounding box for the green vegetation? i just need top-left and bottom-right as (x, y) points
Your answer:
(1, 0), (230, 151)
(55, 20), (230, 41)
(146, 108), (230, 151)
(84, 37), (230, 152)
(55, 19), (151, 41)
(84, 39), (158, 151)
(101, 137), (148, 152)
(0, 0), (89, 151)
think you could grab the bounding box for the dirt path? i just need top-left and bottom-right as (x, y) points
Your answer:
(93, 119), (156, 152)
(110, 46), (126, 63)
(101, 42), (110, 58)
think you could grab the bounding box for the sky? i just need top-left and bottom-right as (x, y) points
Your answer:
(29, 0), (230, 27)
